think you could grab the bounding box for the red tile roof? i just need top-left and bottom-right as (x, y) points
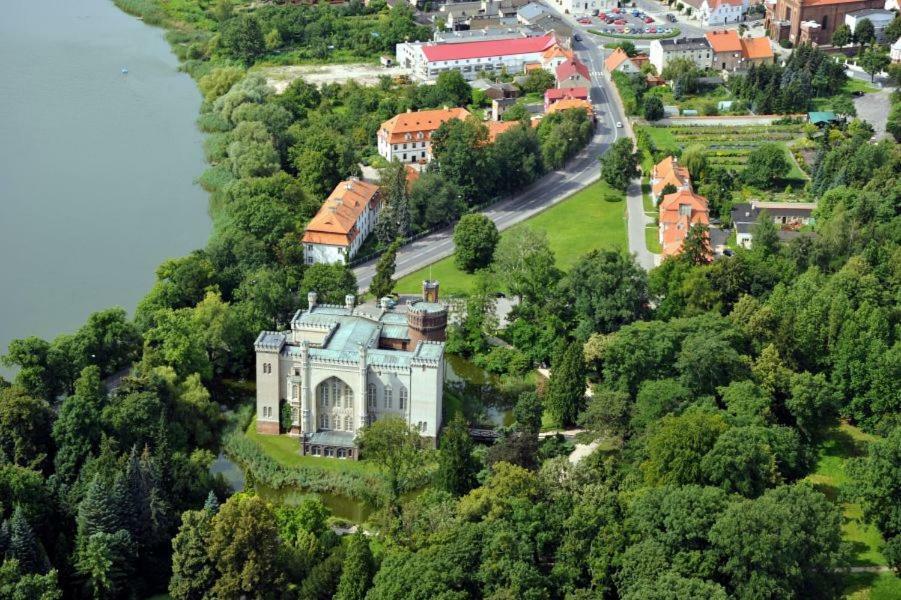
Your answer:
(545, 86), (589, 101)
(705, 29), (742, 53)
(556, 58), (590, 82)
(740, 36), (773, 60)
(303, 180), (380, 247)
(379, 107), (471, 144)
(421, 34), (556, 62)
(604, 47), (633, 72)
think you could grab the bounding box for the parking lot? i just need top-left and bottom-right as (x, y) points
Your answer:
(576, 6), (678, 36)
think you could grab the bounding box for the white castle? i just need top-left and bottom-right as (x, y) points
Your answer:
(254, 282), (447, 459)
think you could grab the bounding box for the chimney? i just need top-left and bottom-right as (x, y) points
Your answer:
(307, 291), (317, 309)
(345, 294), (356, 311)
(422, 280), (440, 302)
(345, 181), (353, 190)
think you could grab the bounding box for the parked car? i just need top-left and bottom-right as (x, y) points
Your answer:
(598, 12), (607, 18)
(574, 34), (582, 41)
(644, 27), (651, 32)
(578, 17), (592, 24)
(644, 16), (654, 23)
(666, 13), (677, 22)
(624, 27), (631, 33)
(614, 18), (625, 24)
(649, 27), (657, 33)
(616, 121), (623, 128)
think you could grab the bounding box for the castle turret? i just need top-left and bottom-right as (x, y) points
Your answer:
(407, 281), (447, 347)
(307, 291), (318, 309)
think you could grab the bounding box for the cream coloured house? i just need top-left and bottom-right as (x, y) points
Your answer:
(254, 284), (447, 459)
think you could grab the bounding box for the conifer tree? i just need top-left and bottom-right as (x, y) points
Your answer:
(203, 491), (220, 515)
(169, 509), (216, 600)
(8, 507), (43, 575)
(436, 412), (478, 496)
(77, 476), (121, 541)
(680, 223), (712, 265)
(334, 533), (375, 600)
(369, 241), (400, 300)
(545, 343), (587, 427)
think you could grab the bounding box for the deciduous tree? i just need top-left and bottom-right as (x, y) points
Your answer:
(599, 138), (640, 192)
(453, 214), (499, 273)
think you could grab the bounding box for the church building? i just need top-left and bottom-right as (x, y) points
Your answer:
(254, 282), (447, 459)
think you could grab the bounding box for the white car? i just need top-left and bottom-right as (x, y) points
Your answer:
(616, 121), (623, 128)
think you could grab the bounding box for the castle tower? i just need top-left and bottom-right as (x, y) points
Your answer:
(407, 280), (447, 347)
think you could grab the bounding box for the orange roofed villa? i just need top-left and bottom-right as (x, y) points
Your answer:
(650, 156), (692, 203)
(302, 178), (381, 266)
(377, 107), (470, 164)
(659, 189), (711, 258)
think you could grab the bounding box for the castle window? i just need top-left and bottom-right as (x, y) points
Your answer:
(320, 385), (329, 408)
(420, 421), (427, 432)
(399, 386), (408, 411)
(331, 381), (340, 407)
(344, 416), (351, 431)
(345, 386), (353, 409)
(385, 386), (393, 409)
(367, 383), (377, 408)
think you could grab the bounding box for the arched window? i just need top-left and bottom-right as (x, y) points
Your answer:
(399, 386), (408, 411)
(367, 383), (377, 408)
(385, 386), (393, 409)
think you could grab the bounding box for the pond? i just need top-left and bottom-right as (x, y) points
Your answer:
(210, 453), (374, 522)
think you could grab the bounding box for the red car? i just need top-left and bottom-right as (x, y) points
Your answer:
(614, 18), (626, 25)
(644, 16), (654, 23)
(578, 17), (592, 23)
(612, 7), (621, 13)
(598, 12), (607, 18)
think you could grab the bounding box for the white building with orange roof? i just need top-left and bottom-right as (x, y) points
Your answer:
(650, 156), (692, 203)
(302, 179), (382, 265)
(546, 97), (595, 120)
(659, 189), (710, 258)
(540, 44), (574, 71)
(377, 107), (471, 164)
(699, 0), (748, 25)
(604, 48), (642, 75)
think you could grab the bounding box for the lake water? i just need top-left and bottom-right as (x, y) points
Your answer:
(0, 0), (210, 376)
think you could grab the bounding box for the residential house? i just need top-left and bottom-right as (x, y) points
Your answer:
(765, 0), (884, 45)
(541, 44), (575, 71)
(553, 0), (604, 17)
(544, 86), (589, 109)
(471, 79), (521, 100)
(253, 283), (447, 457)
(396, 33), (559, 82)
(546, 97), (596, 120)
(650, 156), (692, 202)
(659, 189), (711, 257)
(302, 179), (382, 265)
(377, 107), (471, 163)
(556, 58), (591, 88)
(529, 13), (574, 47)
(706, 29), (744, 71)
(649, 37), (713, 74)
(492, 97), (519, 120)
(699, 0), (749, 25)
(730, 200), (816, 247)
(845, 9), (896, 42)
(604, 47), (642, 75)
(892, 37), (901, 62)
(739, 36), (776, 66)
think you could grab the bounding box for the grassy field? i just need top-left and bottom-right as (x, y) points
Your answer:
(645, 226), (662, 253)
(395, 180), (628, 295)
(245, 418), (378, 475)
(804, 423), (901, 597)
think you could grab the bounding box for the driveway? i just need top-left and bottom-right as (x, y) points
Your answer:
(855, 87), (895, 140)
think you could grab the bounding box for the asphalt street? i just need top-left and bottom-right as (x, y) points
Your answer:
(352, 3), (662, 291)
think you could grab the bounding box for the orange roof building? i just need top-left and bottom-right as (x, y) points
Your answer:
(706, 29), (744, 71)
(377, 107), (471, 164)
(302, 179), (382, 265)
(740, 36), (774, 65)
(650, 156), (692, 201)
(604, 48), (641, 74)
(659, 189), (710, 258)
(541, 44), (574, 70)
(546, 98), (595, 119)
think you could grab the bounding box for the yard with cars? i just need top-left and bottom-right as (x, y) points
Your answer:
(583, 7), (679, 38)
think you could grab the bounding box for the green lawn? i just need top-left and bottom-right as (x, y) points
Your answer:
(645, 226), (662, 253)
(395, 180), (628, 295)
(245, 418), (378, 475)
(804, 423), (901, 597)
(641, 178), (655, 214)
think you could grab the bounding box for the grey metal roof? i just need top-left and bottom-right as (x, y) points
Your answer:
(658, 37), (711, 51)
(306, 430), (356, 447)
(517, 2), (546, 21)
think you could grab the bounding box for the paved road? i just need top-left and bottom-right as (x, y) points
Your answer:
(353, 17), (635, 291)
(855, 87), (895, 140)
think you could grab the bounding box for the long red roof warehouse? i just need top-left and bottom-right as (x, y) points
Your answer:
(421, 34), (557, 62)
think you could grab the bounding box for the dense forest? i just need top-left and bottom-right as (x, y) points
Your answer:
(0, 0), (898, 598)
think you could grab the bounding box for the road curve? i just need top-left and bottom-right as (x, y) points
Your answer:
(353, 13), (657, 291)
